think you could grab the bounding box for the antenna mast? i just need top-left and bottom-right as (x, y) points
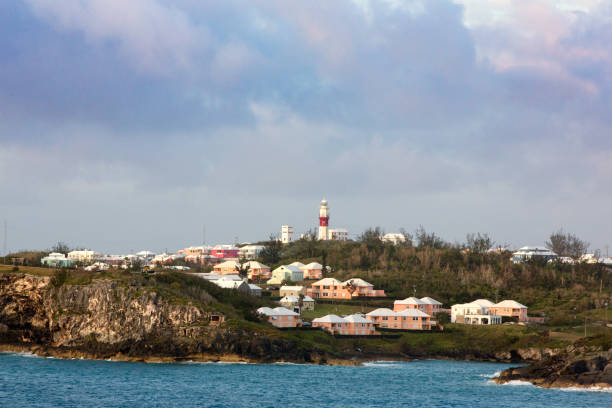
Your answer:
(3, 220), (6, 257)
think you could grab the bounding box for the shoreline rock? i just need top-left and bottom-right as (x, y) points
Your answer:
(495, 342), (612, 389)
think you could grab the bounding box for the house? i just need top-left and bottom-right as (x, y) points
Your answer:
(365, 308), (433, 330)
(67, 250), (99, 264)
(511, 246), (558, 264)
(238, 245), (265, 260)
(279, 286), (305, 297)
(289, 261), (305, 269)
(301, 262), (323, 280)
(214, 278), (251, 293)
(343, 314), (377, 335)
(243, 261), (271, 281)
(393, 297), (427, 312)
(306, 277), (386, 299)
(451, 299), (501, 325)
(257, 307), (301, 328)
(382, 233), (406, 245)
(279, 295), (315, 312)
(419, 297), (443, 315)
(213, 260), (241, 275)
(489, 300), (528, 322)
(327, 228), (349, 241)
(210, 245), (239, 259)
(41, 253), (72, 268)
(394, 296), (443, 315)
(343, 278), (386, 297)
(313, 314), (376, 335)
(267, 265), (304, 284)
(84, 262), (110, 271)
(248, 284), (262, 297)
(307, 278), (351, 299)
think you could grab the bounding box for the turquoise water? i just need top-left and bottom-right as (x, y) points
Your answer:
(0, 353), (610, 407)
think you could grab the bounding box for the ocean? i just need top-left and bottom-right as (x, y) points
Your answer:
(0, 353), (609, 407)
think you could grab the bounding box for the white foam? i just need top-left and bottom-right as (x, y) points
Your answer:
(363, 361), (402, 367)
(488, 379), (534, 387)
(557, 386), (612, 393)
(1, 351), (39, 358)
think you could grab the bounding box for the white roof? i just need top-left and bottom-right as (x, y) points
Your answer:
(215, 280), (246, 289)
(365, 308), (396, 317)
(280, 285), (304, 291)
(194, 273), (242, 281)
(303, 262), (323, 270)
(280, 295), (300, 303)
(303, 295), (314, 302)
(243, 261), (269, 269)
(394, 297), (426, 305)
(472, 299), (495, 308)
(273, 307), (299, 316)
(344, 278), (373, 287)
(248, 284), (262, 290)
(420, 297), (442, 305)
(494, 300), (527, 309)
(136, 250), (155, 256)
(215, 260), (241, 269)
(257, 307), (299, 316)
(313, 314), (346, 323)
(275, 265), (303, 273)
(313, 278), (343, 286)
(289, 262), (306, 268)
(397, 309), (430, 317)
(343, 314), (371, 323)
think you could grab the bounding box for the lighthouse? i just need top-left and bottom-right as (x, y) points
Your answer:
(318, 198), (329, 240)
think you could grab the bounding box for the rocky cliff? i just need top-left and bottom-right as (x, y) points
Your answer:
(0, 273), (324, 363)
(495, 340), (612, 389)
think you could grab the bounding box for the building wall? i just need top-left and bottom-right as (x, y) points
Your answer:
(489, 306), (528, 322)
(367, 315), (431, 330)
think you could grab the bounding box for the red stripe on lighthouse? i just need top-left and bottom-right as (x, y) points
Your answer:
(319, 217), (329, 226)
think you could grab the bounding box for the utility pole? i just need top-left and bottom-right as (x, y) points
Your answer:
(3, 220), (7, 257)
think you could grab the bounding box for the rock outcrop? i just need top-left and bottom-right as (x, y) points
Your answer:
(0, 274), (323, 363)
(495, 341), (612, 389)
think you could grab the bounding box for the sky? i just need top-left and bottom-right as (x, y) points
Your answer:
(1, 0), (611, 254)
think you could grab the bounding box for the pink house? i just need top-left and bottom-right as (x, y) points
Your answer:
(306, 278), (386, 299)
(213, 260), (241, 275)
(256, 307), (301, 328)
(301, 262), (324, 280)
(243, 261), (271, 281)
(312, 314), (376, 335)
(489, 300), (528, 322)
(366, 308), (433, 330)
(394, 296), (442, 315)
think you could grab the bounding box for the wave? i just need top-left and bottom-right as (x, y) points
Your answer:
(487, 379), (534, 387)
(362, 361), (402, 367)
(1, 351), (39, 358)
(478, 371), (501, 379)
(557, 386), (612, 393)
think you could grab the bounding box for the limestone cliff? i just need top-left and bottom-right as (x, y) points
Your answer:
(0, 273), (322, 363)
(495, 340), (612, 389)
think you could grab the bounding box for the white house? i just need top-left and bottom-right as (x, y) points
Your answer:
(67, 250), (99, 264)
(451, 299), (502, 325)
(382, 233), (406, 245)
(238, 245), (265, 260)
(267, 265), (304, 284)
(327, 228), (349, 241)
(511, 246), (558, 263)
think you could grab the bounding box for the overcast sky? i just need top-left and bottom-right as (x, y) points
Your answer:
(1, 0), (611, 254)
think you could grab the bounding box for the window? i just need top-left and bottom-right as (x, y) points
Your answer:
(382, 316), (388, 321)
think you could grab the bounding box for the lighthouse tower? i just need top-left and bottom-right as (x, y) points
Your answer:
(318, 198), (329, 240)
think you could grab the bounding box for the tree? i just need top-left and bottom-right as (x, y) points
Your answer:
(466, 233), (494, 254)
(399, 228), (413, 246)
(260, 234), (282, 265)
(359, 227), (383, 244)
(414, 226), (447, 249)
(51, 241), (70, 255)
(546, 229), (589, 258)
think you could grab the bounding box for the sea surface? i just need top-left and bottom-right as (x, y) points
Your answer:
(0, 353), (610, 407)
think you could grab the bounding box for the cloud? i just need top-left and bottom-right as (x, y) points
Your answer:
(0, 0), (610, 252)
